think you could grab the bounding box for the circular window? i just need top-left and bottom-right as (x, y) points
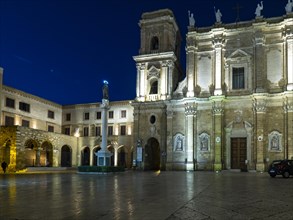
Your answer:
(150, 115), (156, 124)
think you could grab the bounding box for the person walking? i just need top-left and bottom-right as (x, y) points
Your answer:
(1, 161), (8, 173)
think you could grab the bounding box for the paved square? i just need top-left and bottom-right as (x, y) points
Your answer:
(0, 171), (292, 219)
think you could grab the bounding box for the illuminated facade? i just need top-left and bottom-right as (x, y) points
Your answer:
(0, 9), (292, 172)
(132, 9), (293, 171)
(0, 67), (134, 171)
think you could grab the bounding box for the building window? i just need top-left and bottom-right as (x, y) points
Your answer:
(121, 110), (126, 118)
(65, 127), (70, 135)
(48, 110), (55, 119)
(151, 36), (159, 50)
(95, 126), (101, 136)
(5, 98), (15, 108)
(96, 111), (101, 119)
(22, 120), (30, 128)
(5, 116), (14, 126)
(84, 112), (90, 120)
(232, 67), (244, 89)
(48, 125), (54, 132)
(84, 127), (89, 136)
(120, 125), (126, 136)
(66, 113), (71, 121)
(108, 126), (113, 136)
(109, 111), (114, 119)
(19, 102), (30, 112)
(150, 80), (158, 94)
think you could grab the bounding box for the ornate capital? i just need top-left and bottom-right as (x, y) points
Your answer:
(212, 101), (224, 115)
(136, 63), (146, 70)
(213, 34), (225, 48)
(253, 99), (267, 113)
(185, 103), (197, 116)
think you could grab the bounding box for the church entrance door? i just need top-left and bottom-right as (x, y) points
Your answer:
(144, 138), (160, 170)
(231, 138), (247, 170)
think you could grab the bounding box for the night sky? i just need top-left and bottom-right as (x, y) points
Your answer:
(0, 0), (288, 105)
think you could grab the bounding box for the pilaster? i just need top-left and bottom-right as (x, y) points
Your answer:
(185, 103), (197, 171)
(212, 98), (224, 171)
(166, 106), (174, 170)
(254, 32), (266, 92)
(186, 42), (197, 97)
(283, 27), (293, 91)
(283, 95), (293, 159)
(213, 34), (225, 96)
(253, 96), (267, 171)
(136, 63), (146, 102)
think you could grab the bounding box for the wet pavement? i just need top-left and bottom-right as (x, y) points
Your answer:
(0, 170), (292, 220)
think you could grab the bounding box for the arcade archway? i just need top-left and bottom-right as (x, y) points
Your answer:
(61, 145), (72, 167)
(144, 138), (160, 170)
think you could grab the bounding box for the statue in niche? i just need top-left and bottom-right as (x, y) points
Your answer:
(200, 135), (209, 151)
(271, 135), (280, 151)
(285, 0), (293, 13)
(255, 1), (263, 17)
(175, 136), (183, 151)
(102, 80), (109, 100)
(188, 11), (195, 27)
(214, 7), (222, 23)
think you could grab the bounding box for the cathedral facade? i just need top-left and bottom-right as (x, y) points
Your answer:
(132, 9), (293, 172)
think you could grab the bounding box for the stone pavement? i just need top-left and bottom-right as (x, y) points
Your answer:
(0, 170), (292, 220)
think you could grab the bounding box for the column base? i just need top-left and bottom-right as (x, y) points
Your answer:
(256, 162), (265, 172)
(185, 162), (194, 171)
(287, 83), (293, 91)
(214, 163), (222, 171)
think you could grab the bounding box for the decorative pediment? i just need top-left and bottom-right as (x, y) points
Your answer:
(147, 65), (160, 79)
(226, 49), (250, 60)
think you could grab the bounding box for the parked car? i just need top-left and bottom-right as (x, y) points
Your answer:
(268, 160), (293, 178)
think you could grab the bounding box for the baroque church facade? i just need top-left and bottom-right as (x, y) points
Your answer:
(0, 8), (292, 172)
(132, 9), (293, 172)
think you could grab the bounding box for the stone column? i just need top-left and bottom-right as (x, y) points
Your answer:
(186, 44), (196, 97)
(167, 61), (174, 99)
(253, 97), (267, 171)
(285, 31), (293, 91)
(166, 106), (174, 170)
(185, 103), (197, 171)
(284, 96), (293, 159)
(254, 32), (266, 92)
(212, 99), (224, 171)
(161, 61), (168, 100)
(213, 37), (224, 96)
(136, 63), (146, 102)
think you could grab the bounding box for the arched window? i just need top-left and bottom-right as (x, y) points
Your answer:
(150, 80), (158, 94)
(151, 36), (159, 50)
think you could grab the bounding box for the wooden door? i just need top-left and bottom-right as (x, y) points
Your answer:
(231, 138), (247, 170)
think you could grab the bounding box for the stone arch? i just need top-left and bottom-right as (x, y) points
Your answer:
(61, 145), (72, 167)
(144, 137), (160, 170)
(24, 139), (39, 166)
(81, 146), (90, 166)
(151, 36), (159, 50)
(41, 141), (53, 167)
(0, 139), (11, 165)
(93, 146), (101, 166)
(117, 145), (126, 167)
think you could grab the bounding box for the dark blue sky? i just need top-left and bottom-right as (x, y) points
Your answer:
(0, 0), (287, 105)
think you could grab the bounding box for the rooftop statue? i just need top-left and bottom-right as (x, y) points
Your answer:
(285, 0), (293, 13)
(214, 7), (222, 23)
(188, 11), (195, 27)
(255, 1), (264, 17)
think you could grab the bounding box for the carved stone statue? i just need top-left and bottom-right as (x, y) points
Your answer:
(285, 0), (293, 13)
(255, 1), (263, 17)
(188, 11), (195, 27)
(102, 80), (109, 100)
(214, 8), (222, 23)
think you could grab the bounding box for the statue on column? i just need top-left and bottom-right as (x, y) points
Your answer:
(285, 0), (293, 14)
(255, 1), (263, 17)
(188, 11), (195, 27)
(102, 80), (109, 100)
(214, 7), (222, 23)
